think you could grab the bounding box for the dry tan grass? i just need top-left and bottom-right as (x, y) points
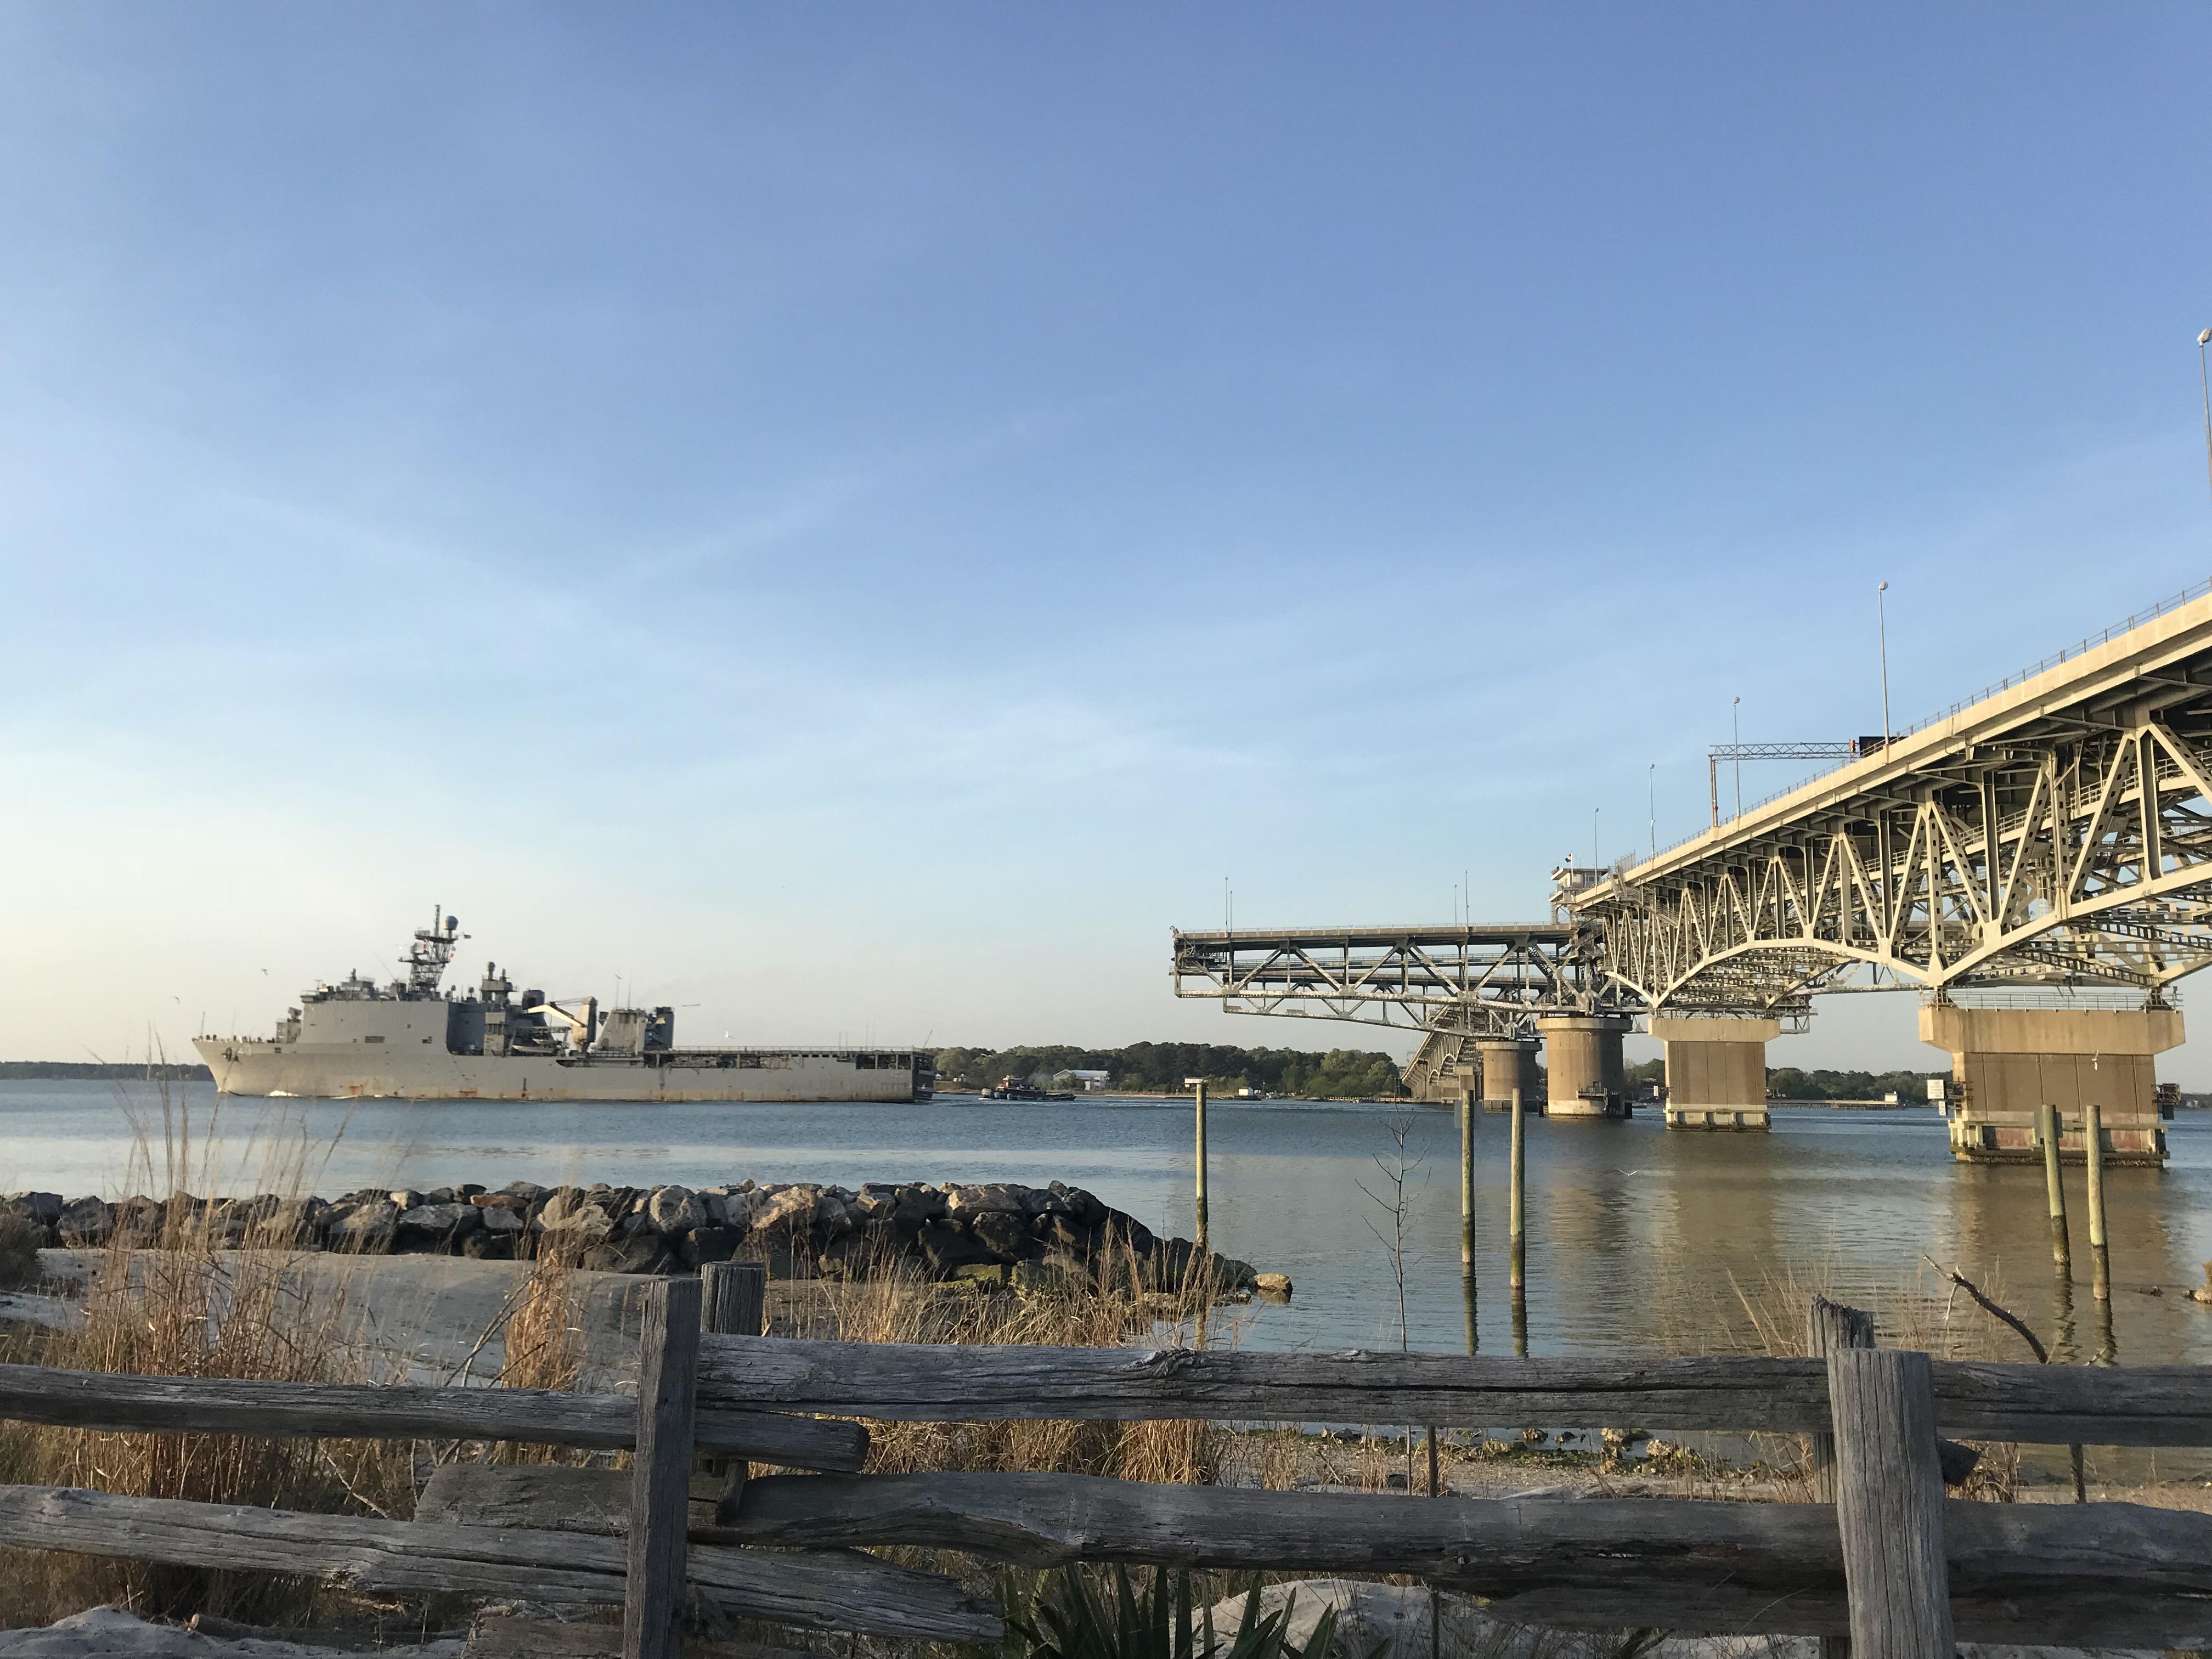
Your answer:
(0, 1224), (416, 1626)
(766, 1231), (1224, 1485)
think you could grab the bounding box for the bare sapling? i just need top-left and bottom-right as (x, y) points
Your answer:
(1355, 1119), (1426, 1491)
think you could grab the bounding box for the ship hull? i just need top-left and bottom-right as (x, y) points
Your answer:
(193, 1040), (919, 1103)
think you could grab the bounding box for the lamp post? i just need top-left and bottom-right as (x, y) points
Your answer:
(1592, 807), (1600, 873)
(1731, 697), (1742, 819)
(1878, 580), (1892, 746)
(1647, 763), (1656, 863)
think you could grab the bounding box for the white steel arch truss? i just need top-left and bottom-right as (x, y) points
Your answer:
(1582, 600), (2212, 1012)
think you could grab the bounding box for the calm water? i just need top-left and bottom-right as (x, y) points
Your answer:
(3, 1080), (2209, 1364)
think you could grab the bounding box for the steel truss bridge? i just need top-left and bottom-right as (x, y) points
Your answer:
(1170, 923), (1590, 1036)
(1585, 588), (2212, 1013)
(1171, 584), (2212, 1098)
(1167, 922), (1633, 1100)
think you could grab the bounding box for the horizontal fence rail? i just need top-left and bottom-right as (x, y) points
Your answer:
(696, 1334), (2212, 1446)
(0, 1485), (997, 1643)
(0, 1360), (870, 1471)
(718, 1469), (2212, 1647)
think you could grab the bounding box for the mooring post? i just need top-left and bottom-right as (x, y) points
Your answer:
(1827, 1346), (1955, 1658)
(703, 1262), (767, 1525)
(2085, 1099), (2109, 1301)
(1189, 1077), (1210, 1255)
(2040, 1102), (2070, 1272)
(1458, 1098), (1475, 1269)
(1508, 1086), (1526, 1290)
(624, 1275), (702, 1659)
(1508, 1084), (1527, 1355)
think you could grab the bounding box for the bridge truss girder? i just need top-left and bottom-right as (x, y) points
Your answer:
(1585, 635), (2212, 1009)
(1169, 923), (1636, 1040)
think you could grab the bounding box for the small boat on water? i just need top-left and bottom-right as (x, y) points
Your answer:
(980, 1077), (1076, 1102)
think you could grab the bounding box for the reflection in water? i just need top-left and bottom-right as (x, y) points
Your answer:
(2050, 1271), (2079, 1366)
(4, 1083), (2211, 1364)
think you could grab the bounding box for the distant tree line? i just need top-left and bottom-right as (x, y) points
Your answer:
(1627, 1057), (1944, 1101)
(932, 1042), (1406, 1100)
(1765, 1066), (1946, 1102)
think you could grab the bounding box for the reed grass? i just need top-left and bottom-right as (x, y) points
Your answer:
(766, 1231), (1226, 1485)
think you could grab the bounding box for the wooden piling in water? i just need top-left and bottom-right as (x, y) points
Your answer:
(1508, 1087), (1526, 1291)
(2085, 1100), (2109, 1301)
(2039, 1102), (2070, 1271)
(1192, 1079), (1210, 1255)
(1458, 1099), (1475, 1270)
(624, 1276), (701, 1659)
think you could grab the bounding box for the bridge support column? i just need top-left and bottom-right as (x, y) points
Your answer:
(1921, 1004), (2177, 1166)
(1474, 1039), (1540, 1113)
(1534, 1015), (1631, 1118)
(1650, 1015), (1776, 1131)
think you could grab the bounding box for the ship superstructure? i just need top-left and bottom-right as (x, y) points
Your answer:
(196, 909), (929, 1103)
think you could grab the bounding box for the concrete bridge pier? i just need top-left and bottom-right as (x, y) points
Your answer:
(1534, 1014), (1631, 1117)
(1651, 1015), (1777, 1131)
(1921, 1003), (2177, 1166)
(1475, 1039), (1541, 1113)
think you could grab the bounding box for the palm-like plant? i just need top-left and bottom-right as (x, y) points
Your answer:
(1007, 1566), (1370, 1659)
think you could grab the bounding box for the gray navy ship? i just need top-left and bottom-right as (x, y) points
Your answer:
(195, 909), (931, 1103)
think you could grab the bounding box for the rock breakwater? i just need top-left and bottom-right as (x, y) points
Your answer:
(0, 1181), (1289, 1297)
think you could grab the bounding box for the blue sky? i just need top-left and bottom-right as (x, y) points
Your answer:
(5, 5), (2212, 1075)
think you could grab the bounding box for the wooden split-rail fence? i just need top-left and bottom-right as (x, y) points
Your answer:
(3, 1265), (2210, 1659)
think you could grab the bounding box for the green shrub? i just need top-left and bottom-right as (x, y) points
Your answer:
(1007, 1566), (1369, 1659)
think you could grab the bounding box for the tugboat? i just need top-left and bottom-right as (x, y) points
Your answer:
(980, 1075), (1076, 1102)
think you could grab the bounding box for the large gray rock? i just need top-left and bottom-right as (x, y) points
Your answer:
(749, 1185), (821, 1232)
(535, 1190), (614, 1238)
(944, 1183), (1029, 1218)
(477, 1203), (524, 1235)
(55, 1197), (112, 1246)
(324, 1200), (398, 1252)
(398, 1203), (481, 1237)
(2, 1192), (63, 1226)
(644, 1185), (704, 1235)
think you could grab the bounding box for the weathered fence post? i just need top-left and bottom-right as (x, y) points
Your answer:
(624, 1275), (702, 1659)
(2039, 1102), (2070, 1271)
(1804, 1295), (1875, 1505)
(1827, 1346), (1954, 1658)
(703, 1262), (768, 1524)
(2085, 1100), (2109, 1301)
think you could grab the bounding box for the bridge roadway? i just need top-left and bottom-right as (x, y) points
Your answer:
(1174, 583), (2212, 1163)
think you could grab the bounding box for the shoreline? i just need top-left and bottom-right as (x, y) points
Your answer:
(0, 1177), (1289, 1299)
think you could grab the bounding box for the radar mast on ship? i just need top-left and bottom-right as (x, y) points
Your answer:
(403, 906), (464, 997)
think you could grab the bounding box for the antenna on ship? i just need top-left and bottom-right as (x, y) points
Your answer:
(403, 904), (465, 997)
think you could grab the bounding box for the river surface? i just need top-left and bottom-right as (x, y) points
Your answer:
(3, 1080), (2210, 1365)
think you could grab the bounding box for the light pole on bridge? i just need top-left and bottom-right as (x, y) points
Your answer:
(1731, 697), (1742, 819)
